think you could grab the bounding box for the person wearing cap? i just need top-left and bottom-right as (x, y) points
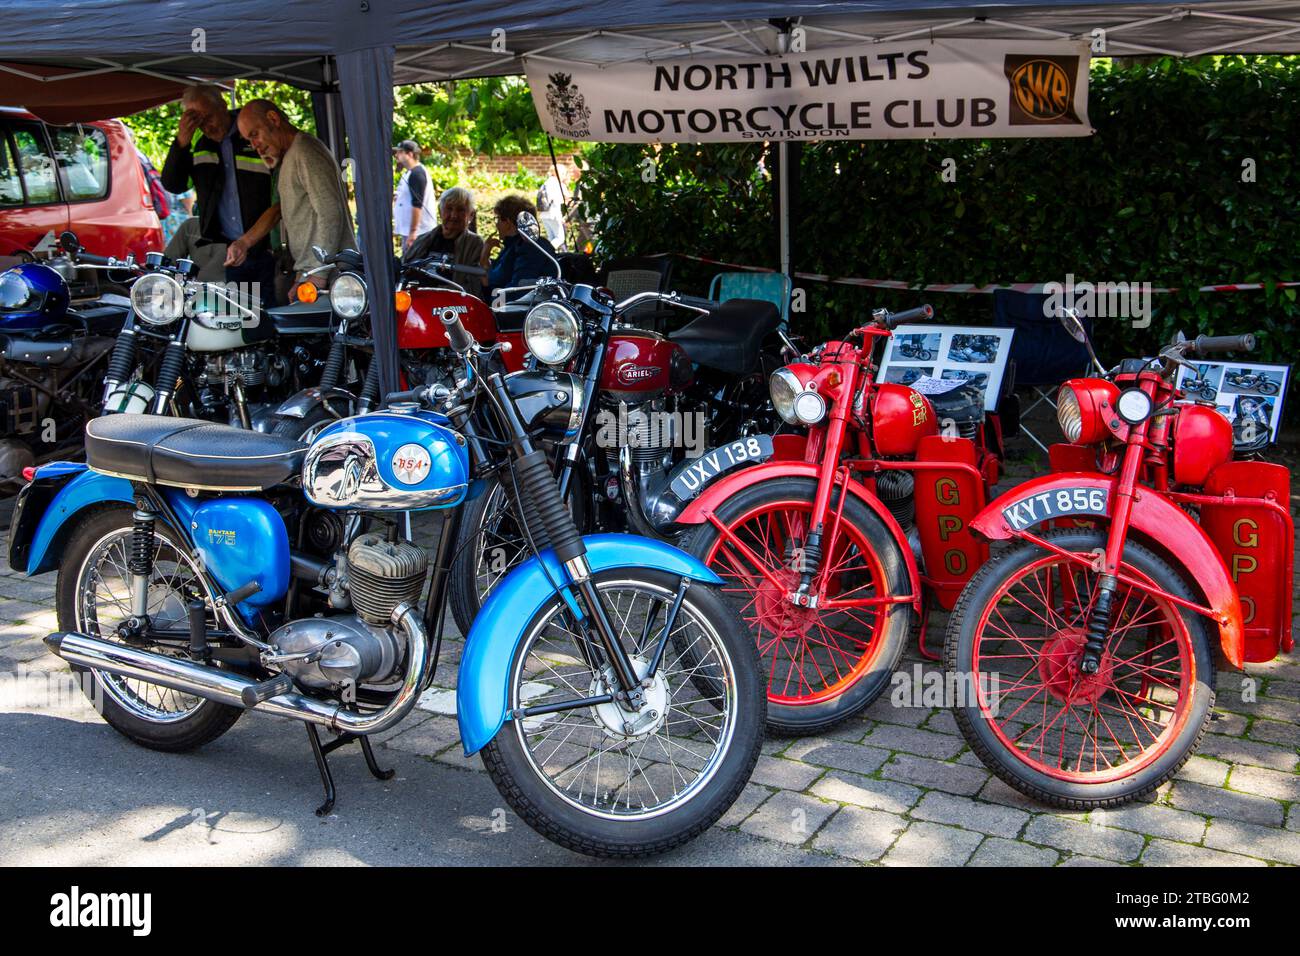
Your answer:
(393, 140), (436, 256)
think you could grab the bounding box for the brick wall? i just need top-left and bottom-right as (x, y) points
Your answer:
(455, 152), (580, 178)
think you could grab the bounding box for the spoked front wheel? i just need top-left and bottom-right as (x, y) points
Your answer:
(944, 528), (1215, 809)
(481, 569), (764, 858)
(682, 476), (914, 735)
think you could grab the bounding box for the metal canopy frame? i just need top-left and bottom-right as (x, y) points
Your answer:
(391, 4), (1300, 83)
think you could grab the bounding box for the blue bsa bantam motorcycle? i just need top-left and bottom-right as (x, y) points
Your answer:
(7, 297), (764, 857)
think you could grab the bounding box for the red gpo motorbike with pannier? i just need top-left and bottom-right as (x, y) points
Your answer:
(679, 305), (1009, 734)
(945, 314), (1293, 808)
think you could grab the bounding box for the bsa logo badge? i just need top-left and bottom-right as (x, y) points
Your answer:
(617, 364), (660, 386)
(545, 72), (591, 137)
(1004, 55), (1082, 125)
(391, 443), (431, 485)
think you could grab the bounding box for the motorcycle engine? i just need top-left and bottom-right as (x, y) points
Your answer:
(269, 533), (428, 691)
(203, 349), (288, 391)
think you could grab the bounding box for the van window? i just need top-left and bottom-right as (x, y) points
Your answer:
(52, 125), (110, 201)
(0, 135), (22, 206)
(10, 126), (59, 204)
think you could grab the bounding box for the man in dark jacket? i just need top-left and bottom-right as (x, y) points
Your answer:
(161, 84), (279, 305)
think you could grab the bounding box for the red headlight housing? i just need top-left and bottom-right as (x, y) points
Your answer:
(1057, 378), (1120, 445)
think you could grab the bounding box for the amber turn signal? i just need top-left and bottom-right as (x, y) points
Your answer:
(394, 290), (412, 311)
(296, 281), (318, 304)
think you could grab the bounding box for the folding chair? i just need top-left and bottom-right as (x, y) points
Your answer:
(995, 289), (1092, 455)
(709, 271), (792, 324)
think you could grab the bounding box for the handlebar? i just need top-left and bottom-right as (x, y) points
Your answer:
(884, 304), (934, 329)
(1190, 333), (1255, 356)
(440, 308), (475, 354)
(74, 251), (114, 267)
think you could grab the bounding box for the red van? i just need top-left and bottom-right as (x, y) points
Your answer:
(0, 108), (163, 262)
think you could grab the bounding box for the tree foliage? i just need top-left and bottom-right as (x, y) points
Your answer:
(576, 56), (1300, 375)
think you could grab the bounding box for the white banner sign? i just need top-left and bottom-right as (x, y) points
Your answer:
(526, 38), (1092, 143)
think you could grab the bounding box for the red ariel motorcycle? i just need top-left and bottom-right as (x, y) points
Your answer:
(678, 305), (1008, 734)
(945, 316), (1292, 807)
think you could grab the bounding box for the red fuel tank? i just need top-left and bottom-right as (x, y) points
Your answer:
(399, 289), (497, 351)
(870, 382), (939, 457)
(599, 331), (692, 401)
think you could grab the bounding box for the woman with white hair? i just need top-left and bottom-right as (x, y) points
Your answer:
(407, 186), (485, 284)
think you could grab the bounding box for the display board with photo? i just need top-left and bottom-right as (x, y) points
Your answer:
(1175, 360), (1290, 441)
(880, 326), (1015, 411)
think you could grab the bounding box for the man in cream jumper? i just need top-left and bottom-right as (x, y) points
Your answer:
(238, 99), (356, 296)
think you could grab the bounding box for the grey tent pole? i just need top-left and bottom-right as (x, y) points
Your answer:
(775, 21), (793, 278)
(337, 46), (399, 397)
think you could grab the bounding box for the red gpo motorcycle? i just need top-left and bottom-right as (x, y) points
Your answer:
(945, 315), (1293, 807)
(679, 305), (1009, 733)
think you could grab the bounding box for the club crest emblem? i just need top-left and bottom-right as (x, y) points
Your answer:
(545, 72), (591, 137)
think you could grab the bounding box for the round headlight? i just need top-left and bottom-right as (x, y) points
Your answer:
(1116, 388), (1153, 425)
(524, 301), (580, 366)
(770, 368), (802, 424)
(130, 273), (184, 326)
(1057, 385), (1083, 442)
(330, 273), (367, 319)
(0, 270), (32, 310)
(793, 388), (827, 425)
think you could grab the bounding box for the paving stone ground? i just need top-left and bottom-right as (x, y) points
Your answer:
(1, 441), (1296, 866)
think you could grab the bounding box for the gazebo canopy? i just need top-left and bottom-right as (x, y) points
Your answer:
(3, 0), (1299, 392)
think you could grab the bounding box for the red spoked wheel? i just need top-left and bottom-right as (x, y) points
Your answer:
(945, 527), (1215, 808)
(681, 476), (913, 735)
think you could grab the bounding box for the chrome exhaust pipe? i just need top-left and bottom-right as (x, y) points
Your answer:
(43, 603), (428, 736)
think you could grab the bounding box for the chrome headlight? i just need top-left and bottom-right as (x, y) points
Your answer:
(524, 301), (580, 366)
(330, 272), (367, 319)
(0, 270), (32, 310)
(130, 273), (185, 326)
(1057, 385), (1083, 442)
(770, 368), (802, 425)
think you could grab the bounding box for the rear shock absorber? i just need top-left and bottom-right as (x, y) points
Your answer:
(128, 505), (157, 620)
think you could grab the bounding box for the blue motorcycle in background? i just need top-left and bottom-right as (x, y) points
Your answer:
(7, 271), (763, 857)
(0, 235), (130, 487)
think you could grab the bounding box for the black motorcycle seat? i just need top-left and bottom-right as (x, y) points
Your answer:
(669, 298), (782, 375)
(85, 415), (305, 491)
(927, 382), (985, 425)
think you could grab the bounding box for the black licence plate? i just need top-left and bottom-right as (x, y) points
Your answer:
(668, 435), (775, 501)
(1001, 486), (1109, 532)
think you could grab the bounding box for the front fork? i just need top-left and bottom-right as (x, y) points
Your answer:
(1080, 419), (1151, 673)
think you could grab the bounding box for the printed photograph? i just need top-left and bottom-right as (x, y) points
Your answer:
(947, 333), (1002, 365)
(889, 332), (941, 362)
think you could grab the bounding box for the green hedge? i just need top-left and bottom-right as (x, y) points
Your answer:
(575, 56), (1300, 376)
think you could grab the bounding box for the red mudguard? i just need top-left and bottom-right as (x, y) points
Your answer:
(1198, 461), (1294, 663)
(911, 435), (988, 610)
(675, 460), (924, 613)
(972, 473), (1247, 668)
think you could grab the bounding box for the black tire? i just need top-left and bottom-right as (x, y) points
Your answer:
(680, 475), (914, 737)
(480, 568), (764, 858)
(944, 528), (1215, 809)
(55, 506), (242, 752)
(269, 404), (336, 443)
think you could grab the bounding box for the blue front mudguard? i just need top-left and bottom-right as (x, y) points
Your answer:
(456, 533), (723, 756)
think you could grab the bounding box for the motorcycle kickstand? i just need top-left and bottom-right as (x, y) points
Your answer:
(305, 725), (395, 817)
